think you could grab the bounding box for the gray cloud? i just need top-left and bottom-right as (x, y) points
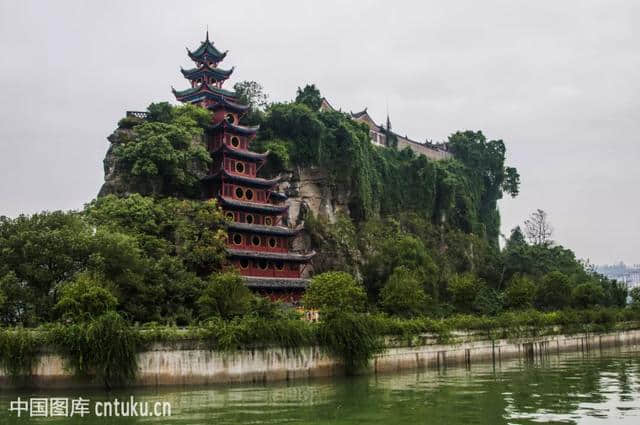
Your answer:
(0, 0), (638, 264)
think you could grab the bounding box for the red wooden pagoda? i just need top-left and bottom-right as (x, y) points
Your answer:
(173, 32), (314, 302)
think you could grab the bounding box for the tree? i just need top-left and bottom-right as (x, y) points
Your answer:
(504, 274), (536, 310)
(630, 287), (640, 309)
(233, 81), (268, 125)
(303, 272), (367, 313)
(233, 80), (268, 110)
(448, 273), (485, 313)
(113, 103), (212, 198)
(54, 273), (118, 322)
(295, 84), (323, 111)
(524, 209), (553, 245)
(197, 272), (252, 320)
(379, 266), (428, 317)
(535, 271), (572, 310)
(571, 282), (605, 308)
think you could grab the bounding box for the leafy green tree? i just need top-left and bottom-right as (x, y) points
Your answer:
(504, 274), (536, 310)
(233, 80), (268, 125)
(363, 235), (438, 300)
(448, 273), (485, 313)
(197, 272), (252, 320)
(571, 282), (605, 308)
(54, 273), (117, 322)
(535, 271), (572, 310)
(0, 272), (36, 325)
(113, 103), (211, 197)
(630, 287), (640, 309)
(303, 272), (367, 313)
(379, 266), (428, 317)
(295, 84), (323, 111)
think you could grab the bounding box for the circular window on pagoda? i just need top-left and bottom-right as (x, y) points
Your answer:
(232, 234), (243, 245)
(230, 136), (240, 148)
(251, 235), (261, 246)
(235, 162), (245, 174)
(225, 113), (235, 124)
(245, 189), (254, 201)
(275, 261), (285, 271)
(268, 237), (277, 248)
(239, 259), (249, 269)
(258, 260), (268, 270)
(264, 217), (273, 226)
(235, 187), (244, 199)
(245, 214), (254, 224)
(225, 212), (235, 221)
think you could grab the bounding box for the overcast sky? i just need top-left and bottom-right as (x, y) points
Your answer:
(0, 0), (638, 265)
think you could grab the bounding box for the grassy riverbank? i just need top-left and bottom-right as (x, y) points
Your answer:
(2, 307), (640, 388)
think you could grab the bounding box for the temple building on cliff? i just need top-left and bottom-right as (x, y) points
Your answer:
(173, 32), (315, 303)
(319, 98), (451, 161)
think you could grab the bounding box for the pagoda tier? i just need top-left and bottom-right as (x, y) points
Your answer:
(174, 32), (314, 301)
(204, 169), (280, 188)
(181, 64), (234, 86)
(172, 83), (237, 105)
(187, 31), (228, 65)
(211, 143), (269, 162)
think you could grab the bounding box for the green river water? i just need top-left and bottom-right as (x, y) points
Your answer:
(1, 346), (639, 424)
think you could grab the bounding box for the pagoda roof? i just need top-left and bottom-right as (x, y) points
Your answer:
(270, 191), (288, 202)
(207, 97), (250, 114)
(228, 222), (302, 236)
(219, 196), (288, 214)
(227, 248), (316, 262)
(205, 169), (280, 188)
(205, 121), (259, 136)
(243, 276), (310, 289)
(187, 31), (228, 63)
(172, 83), (237, 102)
(212, 144), (269, 162)
(180, 64), (234, 81)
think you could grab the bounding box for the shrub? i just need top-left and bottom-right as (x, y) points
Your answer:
(117, 115), (144, 129)
(379, 266), (428, 317)
(504, 275), (536, 310)
(316, 311), (381, 374)
(448, 273), (485, 313)
(571, 282), (605, 309)
(630, 287), (640, 309)
(535, 271), (571, 311)
(54, 272), (117, 322)
(50, 311), (139, 388)
(197, 272), (253, 320)
(303, 272), (367, 313)
(0, 328), (39, 380)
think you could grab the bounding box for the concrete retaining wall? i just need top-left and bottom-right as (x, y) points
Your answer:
(3, 329), (640, 389)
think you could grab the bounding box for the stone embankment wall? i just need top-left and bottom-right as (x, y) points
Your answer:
(2, 329), (639, 389)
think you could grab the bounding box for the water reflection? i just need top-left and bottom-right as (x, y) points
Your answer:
(1, 347), (639, 424)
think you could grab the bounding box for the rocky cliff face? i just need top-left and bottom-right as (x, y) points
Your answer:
(278, 166), (351, 227)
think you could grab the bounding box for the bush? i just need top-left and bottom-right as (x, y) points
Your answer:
(630, 287), (640, 309)
(379, 266), (428, 317)
(316, 311), (381, 374)
(117, 115), (144, 129)
(536, 271), (571, 311)
(504, 275), (536, 310)
(448, 273), (485, 313)
(571, 282), (605, 309)
(197, 272), (253, 320)
(303, 272), (367, 313)
(50, 311), (139, 388)
(54, 273), (117, 322)
(0, 328), (39, 380)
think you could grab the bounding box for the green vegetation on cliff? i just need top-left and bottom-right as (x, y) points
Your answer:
(0, 83), (633, 384)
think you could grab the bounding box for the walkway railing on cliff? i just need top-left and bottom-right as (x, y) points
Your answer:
(126, 111), (149, 120)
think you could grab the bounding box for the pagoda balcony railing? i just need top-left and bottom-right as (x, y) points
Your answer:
(126, 111), (149, 120)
